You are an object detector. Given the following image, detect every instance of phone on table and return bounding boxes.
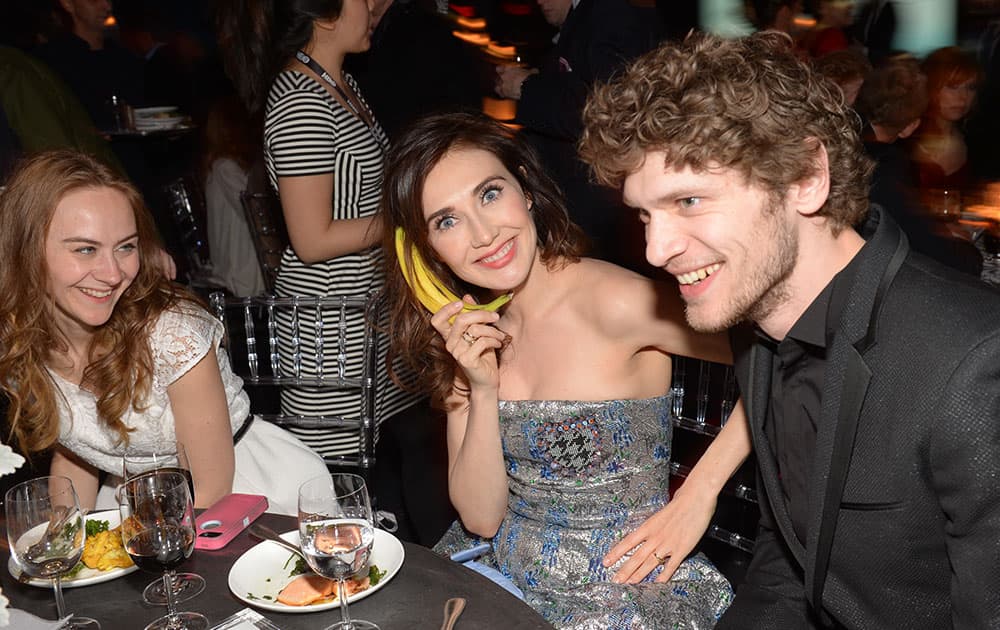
[194,493,268,550]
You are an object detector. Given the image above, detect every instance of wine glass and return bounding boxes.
[118,470,207,630]
[5,476,100,629]
[122,442,205,605]
[298,473,379,630]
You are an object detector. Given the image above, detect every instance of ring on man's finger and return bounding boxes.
[652,550,670,565]
[462,331,477,345]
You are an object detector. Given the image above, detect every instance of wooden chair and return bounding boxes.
[238,159,289,294]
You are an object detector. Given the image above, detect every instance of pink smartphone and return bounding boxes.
[194,493,268,550]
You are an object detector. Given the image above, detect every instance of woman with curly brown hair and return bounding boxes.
[382,112,748,628]
[0,150,325,515]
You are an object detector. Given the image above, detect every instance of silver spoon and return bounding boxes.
[248,523,304,558]
[441,597,466,630]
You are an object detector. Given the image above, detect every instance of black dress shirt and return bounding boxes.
[761,257,859,544]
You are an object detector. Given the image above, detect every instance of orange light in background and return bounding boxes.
[793,16,816,29]
[104,15,116,27]
[456,16,487,30]
[482,96,516,122]
[452,30,490,46]
[486,42,516,59]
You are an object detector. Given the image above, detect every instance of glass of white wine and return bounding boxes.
[298,473,378,630]
[5,476,99,629]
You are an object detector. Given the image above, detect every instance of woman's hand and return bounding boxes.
[603,482,717,584]
[431,299,506,390]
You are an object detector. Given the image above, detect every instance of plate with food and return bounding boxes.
[134,106,179,117]
[228,528,404,613]
[7,509,138,588]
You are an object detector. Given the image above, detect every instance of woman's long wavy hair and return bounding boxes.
[380,112,587,408]
[215,0,345,115]
[0,150,197,455]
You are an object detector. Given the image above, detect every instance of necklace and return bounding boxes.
[295,50,380,139]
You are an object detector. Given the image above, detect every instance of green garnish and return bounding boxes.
[86,519,110,537]
[64,562,86,579]
[368,564,386,586]
[246,593,258,600]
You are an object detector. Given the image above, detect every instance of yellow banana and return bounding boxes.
[394,227,512,315]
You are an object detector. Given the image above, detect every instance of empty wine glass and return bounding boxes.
[119,470,207,630]
[298,473,379,630]
[122,442,205,605]
[6,476,100,629]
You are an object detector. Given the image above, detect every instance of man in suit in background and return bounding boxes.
[494,0,657,262]
[580,32,1000,629]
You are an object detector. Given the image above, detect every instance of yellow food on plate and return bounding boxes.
[81,528,134,571]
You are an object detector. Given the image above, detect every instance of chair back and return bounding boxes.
[209,291,381,472]
[239,158,289,294]
[669,357,757,585]
[160,175,227,293]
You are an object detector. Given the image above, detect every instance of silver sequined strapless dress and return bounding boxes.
[436,395,733,629]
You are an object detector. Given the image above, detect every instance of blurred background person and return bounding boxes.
[798,0,856,59]
[813,47,872,106]
[745,0,802,35]
[851,0,897,63]
[200,93,266,297]
[493,0,659,262]
[33,0,145,131]
[911,46,981,195]
[855,55,982,275]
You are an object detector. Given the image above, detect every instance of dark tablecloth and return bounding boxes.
[1,512,552,629]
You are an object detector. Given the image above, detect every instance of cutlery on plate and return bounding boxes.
[441,597,466,630]
[248,523,304,558]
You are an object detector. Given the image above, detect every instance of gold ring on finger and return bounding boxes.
[652,550,670,565]
[462,331,477,345]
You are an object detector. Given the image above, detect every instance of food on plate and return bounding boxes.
[275,564,386,606]
[80,520,133,571]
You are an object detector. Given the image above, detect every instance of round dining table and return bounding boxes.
[0,512,553,629]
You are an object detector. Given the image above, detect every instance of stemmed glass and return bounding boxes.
[122,442,205,604]
[5,476,100,629]
[298,473,379,630]
[118,469,207,630]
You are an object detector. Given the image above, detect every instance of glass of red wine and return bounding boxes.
[298,473,379,630]
[122,442,204,605]
[119,469,207,630]
[6,476,100,629]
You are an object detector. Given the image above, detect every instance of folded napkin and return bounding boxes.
[4,610,70,629]
[210,608,281,630]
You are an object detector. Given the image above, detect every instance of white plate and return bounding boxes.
[228,528,404,613]
[135,116,185,128]
[134,106,179,117]
[7,509,139,588]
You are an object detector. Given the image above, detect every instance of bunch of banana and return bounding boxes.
[394,227,512,316]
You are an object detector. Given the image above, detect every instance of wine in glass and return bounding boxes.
[298,473,379,630]
[119,469,207,630]
[6,476,100,629]
[122,441,204,604]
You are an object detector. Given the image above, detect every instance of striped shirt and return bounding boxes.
[264,70,420,458]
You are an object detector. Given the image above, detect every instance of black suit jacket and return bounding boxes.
[719,208,1000,629]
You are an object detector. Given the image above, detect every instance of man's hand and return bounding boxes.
[152,247,177,280]
[495,65,539,101]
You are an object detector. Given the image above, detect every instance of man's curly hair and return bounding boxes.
[579,31,874,232]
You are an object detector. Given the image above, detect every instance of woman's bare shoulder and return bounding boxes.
[568,259,671,328]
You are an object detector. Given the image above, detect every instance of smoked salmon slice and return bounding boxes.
[277,573,372,606]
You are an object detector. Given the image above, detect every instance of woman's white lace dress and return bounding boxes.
[55,302,327,515]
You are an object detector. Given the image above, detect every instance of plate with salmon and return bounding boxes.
[227,528,404,613]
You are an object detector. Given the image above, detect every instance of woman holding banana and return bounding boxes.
[381,112,748,628]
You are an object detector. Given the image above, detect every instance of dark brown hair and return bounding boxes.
[380,112,586,407]
[0,150,199,454]
[856,56,928,136]
[580,31,874,232]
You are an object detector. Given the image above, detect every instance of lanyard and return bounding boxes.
[295,50,379,138]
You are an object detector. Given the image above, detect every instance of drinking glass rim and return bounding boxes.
[4,475,75,504]
[118,469,189,498]
[298,472,369,503]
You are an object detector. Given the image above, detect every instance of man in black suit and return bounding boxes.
[495,0,658,261]
[580,32,1000,628]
